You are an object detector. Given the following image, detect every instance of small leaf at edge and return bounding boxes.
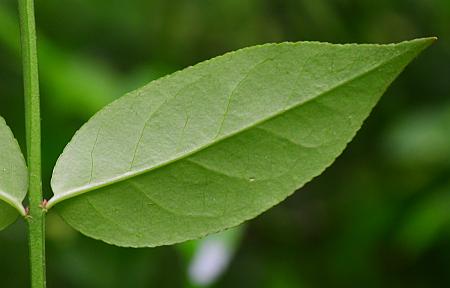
[0,116,28,229]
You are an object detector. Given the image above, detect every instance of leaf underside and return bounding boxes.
[0,116,28,230]
[49,38,433,247]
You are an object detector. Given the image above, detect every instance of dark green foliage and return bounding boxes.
[0,0,447,287]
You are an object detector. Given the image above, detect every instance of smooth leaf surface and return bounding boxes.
[49,38,434,247]
[0,116,27,229]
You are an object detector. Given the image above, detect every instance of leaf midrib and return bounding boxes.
[47,48,407,209]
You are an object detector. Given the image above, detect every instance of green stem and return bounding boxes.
[18,0,46,287]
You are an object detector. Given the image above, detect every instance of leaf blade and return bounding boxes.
[50,38,434,246]
[0,116,28,229]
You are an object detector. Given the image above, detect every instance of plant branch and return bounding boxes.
[18,0,46,287]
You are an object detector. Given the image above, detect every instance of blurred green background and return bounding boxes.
[0,0,449,287]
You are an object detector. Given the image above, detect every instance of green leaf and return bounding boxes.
[48,38,434,247]
[0,116,27,229]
